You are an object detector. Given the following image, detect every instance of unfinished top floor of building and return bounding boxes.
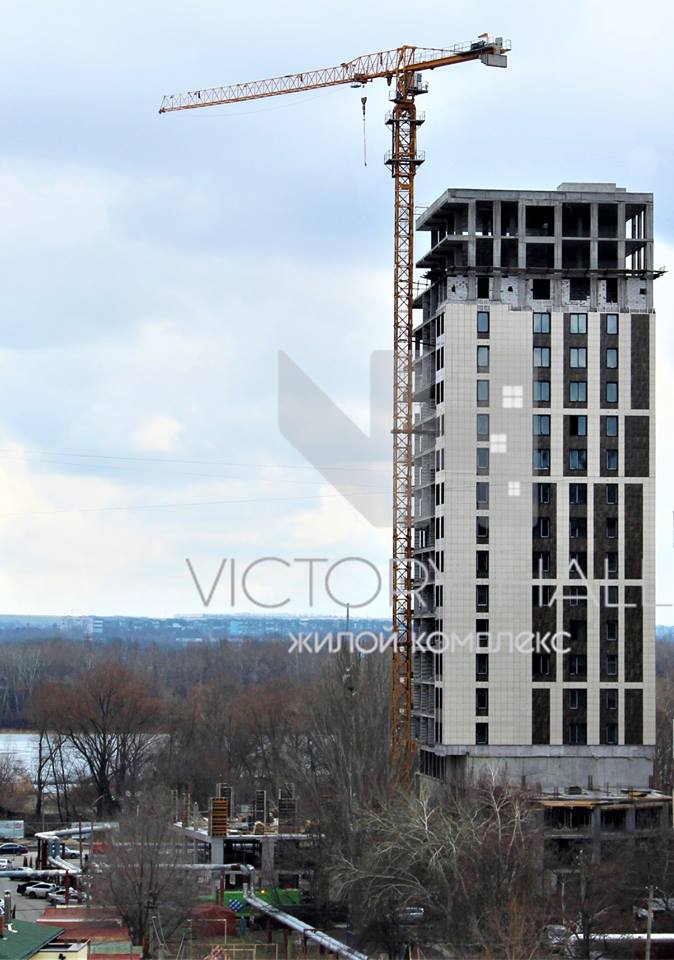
[415,183,657,314]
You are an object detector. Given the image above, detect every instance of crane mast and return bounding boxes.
[160,38,510,780]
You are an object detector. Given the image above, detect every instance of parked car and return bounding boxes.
[47,888,88,905]
[62,847,80,860]
[24,882,59,899]
[0,859,12,869]
[0,843,28,855]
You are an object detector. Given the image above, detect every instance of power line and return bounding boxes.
[0,490,386,519]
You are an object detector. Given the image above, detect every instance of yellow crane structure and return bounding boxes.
[160,37,510,778]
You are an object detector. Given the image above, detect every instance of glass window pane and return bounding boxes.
[477,311,490,333]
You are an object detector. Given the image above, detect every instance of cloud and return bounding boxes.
[131,415,184,453]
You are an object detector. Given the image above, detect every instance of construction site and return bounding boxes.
[3,2,674,957]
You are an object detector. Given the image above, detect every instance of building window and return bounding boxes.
[568,723,587,745]
[606,449,619,471]
[476,654,489,679]
[475,723,489,745]
[477,345,490,370]
[533,652,550,676]
[533,278,551,299]
[606,517,618,539]
[606,347,618,369]
[570,347,587,368]
[477,311,490,335]
[477,380,490,403]
[569,449,587,471]
[436,380,444,404]
[476,551,489,577]
[606,484,618,505]
[537,483,551,504]
[533,551,550,576]
[569,654,587,678]
[533,312,551,334]
[476,688,489,716]
[569,551,586,577]
[476,585,489,610]
[570,517,587,539]
[606,585,619,606]
[606,620,618,642]
[570,313,587,334]
[604,689,618,711]
[568,689,581,711]
[606,381,618,403]
[606,552,618,576]
[533,448,550,471]
[534,380,550,402]
[569,484,587,505]
[606,653,618,677]
[476,517,489,541]
[477,414,490,438]
[477,447,490,474]
[435,313,444,337]
[534,516,551,538]
[606,314,619,335]
[436,346,444,371]
[569,381,587,403]
[570,415,587,437]
[476,482,489,508]
[534,346,551,368]
[606,723,618,745]
[533,415,551,436]
[605,416,618,437]
[435,515,445,539]
[476,618,489,647]
[533,584,555,607]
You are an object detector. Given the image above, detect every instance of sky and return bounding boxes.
[0,0,673,620]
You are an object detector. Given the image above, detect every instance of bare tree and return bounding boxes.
[32,660,161,815]
[332,777,547,958]
[287,648,394,916]
[90,795,200,958]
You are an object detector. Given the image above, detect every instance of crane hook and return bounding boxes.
[361,96,367,167]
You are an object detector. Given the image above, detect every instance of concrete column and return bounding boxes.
[589,276,598,313]
[468,200,477,268]
[493,200,502,268]
[518,200,526,268]
[591,806,602,864]
[590,203,599,270]
[260,837,275,887]
[554,204,563,271]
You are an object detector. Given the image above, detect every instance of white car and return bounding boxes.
[48,888,88,905]
[24,882,60,899]
[0,859,12,869]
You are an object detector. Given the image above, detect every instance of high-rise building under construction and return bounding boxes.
[412,183,656,791]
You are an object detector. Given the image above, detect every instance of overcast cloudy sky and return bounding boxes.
[1,0,673,620]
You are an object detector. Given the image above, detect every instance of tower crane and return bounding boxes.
[160,37,510,779]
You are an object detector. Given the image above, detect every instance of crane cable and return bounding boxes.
[361,96,367,166]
